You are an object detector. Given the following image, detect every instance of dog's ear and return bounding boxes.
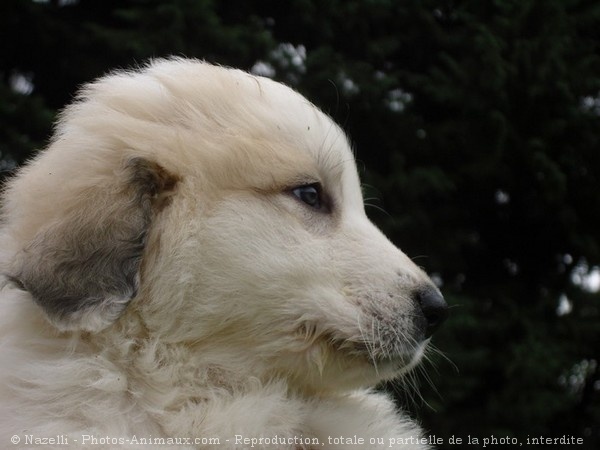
[9,157,178,332]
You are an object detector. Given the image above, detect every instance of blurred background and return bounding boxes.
[1,0,599,448]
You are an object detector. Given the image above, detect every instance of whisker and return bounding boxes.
[364,203,391,217]
[370,318,380,376]
[427,343,459,373]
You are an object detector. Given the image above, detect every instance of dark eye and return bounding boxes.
[292,184,322,209]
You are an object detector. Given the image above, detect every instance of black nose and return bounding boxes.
[416,287,448,338]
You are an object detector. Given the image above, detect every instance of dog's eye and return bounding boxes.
[291,184,322,209]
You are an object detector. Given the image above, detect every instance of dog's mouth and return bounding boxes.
[339,337,427,372]
[300,321,428,375]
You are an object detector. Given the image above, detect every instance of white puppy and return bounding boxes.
[0,59,447,449]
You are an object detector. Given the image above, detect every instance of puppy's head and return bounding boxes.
[1,59,447,391]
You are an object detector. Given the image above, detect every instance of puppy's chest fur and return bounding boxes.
[0,313,426,449]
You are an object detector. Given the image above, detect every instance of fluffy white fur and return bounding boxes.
[0,59,441,449]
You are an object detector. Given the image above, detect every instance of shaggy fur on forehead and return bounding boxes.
[0,58,441,449]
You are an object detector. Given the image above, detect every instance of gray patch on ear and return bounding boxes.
[9,157,178,332]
